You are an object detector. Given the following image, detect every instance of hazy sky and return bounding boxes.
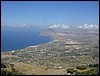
[1,1,99,26]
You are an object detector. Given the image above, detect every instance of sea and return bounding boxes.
[1,26,52,52]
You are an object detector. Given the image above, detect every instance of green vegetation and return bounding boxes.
[1,62,7,68]
[1,62,25,75]
[1,69,14,75]
[67,68,77,74]
[1,69,25,75]
[75,68,98,75]
[89,64,99,68]
[76,65,87,70]
[66,64,99,75]
[10,64,14,67]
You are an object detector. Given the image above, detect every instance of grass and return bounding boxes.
[9,62,67,75]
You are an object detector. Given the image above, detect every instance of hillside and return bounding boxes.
[1,26,99,75]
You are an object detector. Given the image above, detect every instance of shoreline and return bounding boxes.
[1,35,54,53]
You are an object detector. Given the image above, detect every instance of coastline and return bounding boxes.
[1,32,53,52]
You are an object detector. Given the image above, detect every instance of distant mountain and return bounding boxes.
[40,24,69,36]
[39,28,56,36]
[40,24,99,36]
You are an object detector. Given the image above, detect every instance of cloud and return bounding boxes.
[49,24,60,28]
[76,24,99,29]
[61,24,70,29]
[1,24,30,28]
[48,24,70,29]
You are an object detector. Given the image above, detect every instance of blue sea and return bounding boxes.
[1,26,52,52]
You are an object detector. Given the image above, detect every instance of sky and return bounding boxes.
[1,1,99,26]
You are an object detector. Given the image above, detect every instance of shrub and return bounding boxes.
[67,68,76,74]
[89,64,99,68]
[1,63,6,68]
[1,69,14,75]
[75,68,98,75]
[89,64,93,68]
[93,64,99,67]
[87,69,98,75]
[10,64,14,67]
[1,68,25,75]
[76,65,87,70]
